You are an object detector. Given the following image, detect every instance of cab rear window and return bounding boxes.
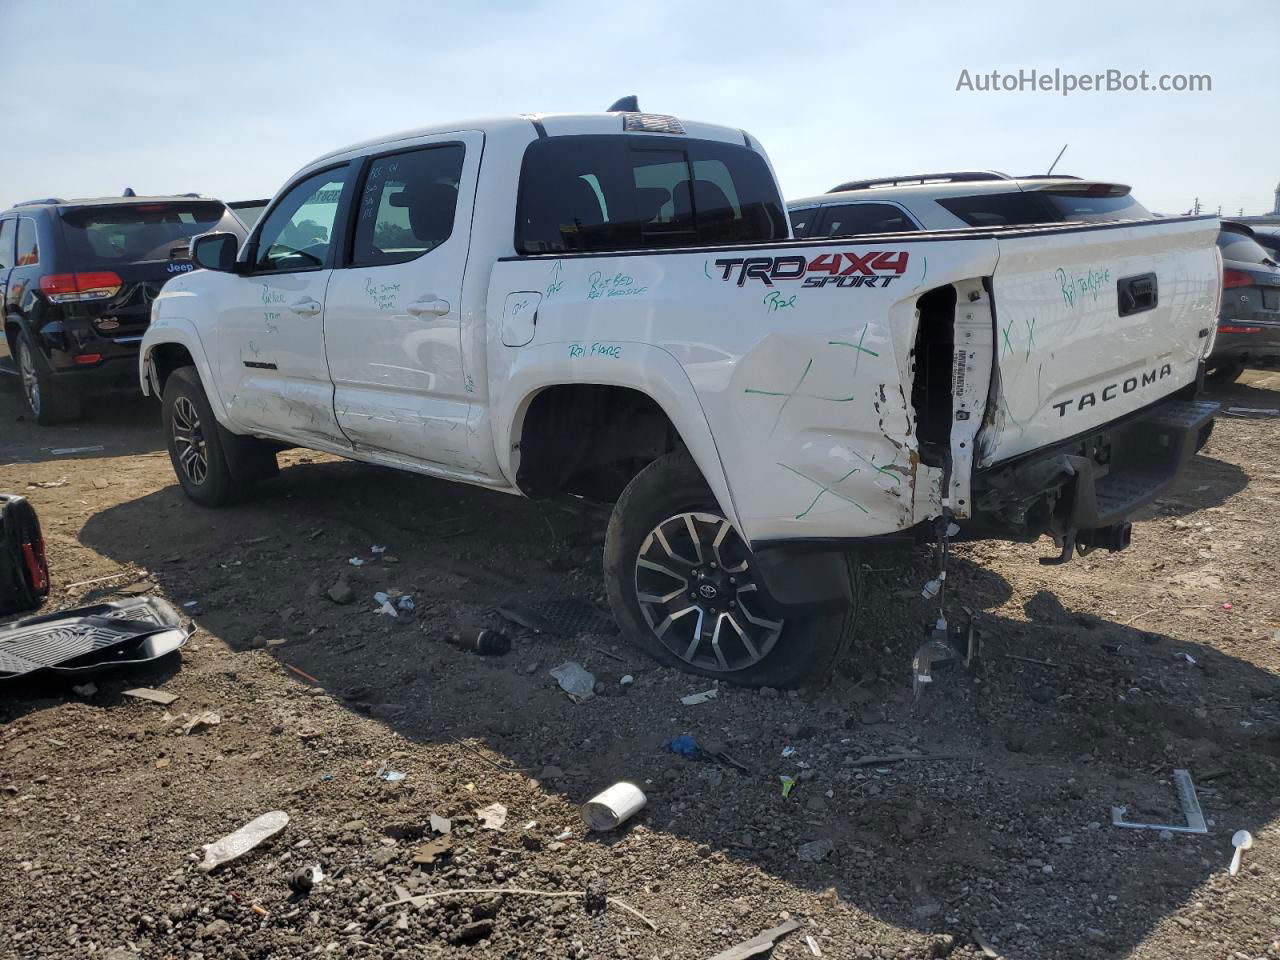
[60,202,230,267]
[515,135,787,254]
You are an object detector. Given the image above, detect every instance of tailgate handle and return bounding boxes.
[1117,273,1158,317]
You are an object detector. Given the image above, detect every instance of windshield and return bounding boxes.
[60,202,232,267]
[1217,231,1278,266]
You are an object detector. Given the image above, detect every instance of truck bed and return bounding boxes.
[488,215,1220,546]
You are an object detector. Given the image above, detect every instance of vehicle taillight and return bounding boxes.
[39,271,123,303]
[1219,324,1263,334]
[1222,268,1253,289]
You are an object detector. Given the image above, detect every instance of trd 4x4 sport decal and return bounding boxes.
[713,252,910,288]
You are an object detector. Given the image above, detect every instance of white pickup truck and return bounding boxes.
[140,109,1221,687]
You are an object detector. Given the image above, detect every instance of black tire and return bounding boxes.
[604,450,858,688]
[162,366,261,507]
[15,328,82,425]
[1207,362,1244,384]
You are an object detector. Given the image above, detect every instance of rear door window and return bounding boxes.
[60,202,232,268]
[938,189,1151,226]
[814,203,918,237]
[16,219,39,265]
[516,135,787,253]
[351,144,465,267]
[0,220,15,269]
[789,207,818,238]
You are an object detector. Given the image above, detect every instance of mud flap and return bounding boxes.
[750,546,853,617]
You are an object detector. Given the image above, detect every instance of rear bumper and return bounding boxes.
[47,347,142,394]
[1210,321,1280,367]
[968,394,1218,540]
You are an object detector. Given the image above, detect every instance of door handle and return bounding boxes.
[406,295,451,318]
[290,297,322,317]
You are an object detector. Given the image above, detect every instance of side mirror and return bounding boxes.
[190,232,240,272]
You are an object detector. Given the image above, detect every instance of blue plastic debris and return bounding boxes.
[666,734,698,757]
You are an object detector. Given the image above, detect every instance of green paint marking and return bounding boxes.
[777,463,869,518]
[847,448,902,485]
[1023,316,1036,361]
[1001,319,1016,357]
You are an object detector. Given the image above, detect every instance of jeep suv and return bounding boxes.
[0,195,247,423]
[788,171,1153,238]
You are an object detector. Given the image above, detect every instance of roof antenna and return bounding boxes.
[1046,143,1068,177]
[122,187,136,197]
[607,95,639,112]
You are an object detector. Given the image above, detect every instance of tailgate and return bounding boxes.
[979,217,1220,466]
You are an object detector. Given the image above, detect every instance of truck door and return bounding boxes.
[322,133,481,471]
[209,165,352,445]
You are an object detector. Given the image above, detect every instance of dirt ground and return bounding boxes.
[1,371,1278,960]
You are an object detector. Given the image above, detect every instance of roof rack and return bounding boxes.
[13,198,66,207]
[827,171,1011,193]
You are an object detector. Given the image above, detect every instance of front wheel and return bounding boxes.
[604,451,858,688]
[162,367,248,507]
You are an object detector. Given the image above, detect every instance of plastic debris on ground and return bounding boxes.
[581,782,647,831]
[806,934,823,956]
[666,734,698,757]
[182,711,221,735]
[429,813,452,835]
[781,745,797,758]
[199,810,290,872]
[371,545,387,554]
[348,557,365,566]
[498,602,556,634]
[796,838,834,862]
[1230,829,1254,876]
[620,674,634,686]
[780,775,797,798]
[412,835,453,864]
[680,687,718,706]
[1111,768,1208,834]
[549,661,595,702]
[377,767,407,782]
[477,802,508,830]
[0,597,192,681]
[706,918,802,960]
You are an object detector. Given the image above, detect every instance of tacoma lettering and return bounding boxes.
[1051,363,1174,417]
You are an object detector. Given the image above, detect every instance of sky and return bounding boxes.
[0,0,1273,217]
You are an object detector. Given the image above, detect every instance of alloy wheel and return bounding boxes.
[171,395,209,485]
[17,340,40,417]
[634,511,784,672]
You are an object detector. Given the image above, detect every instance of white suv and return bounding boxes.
[788,171,1152,238]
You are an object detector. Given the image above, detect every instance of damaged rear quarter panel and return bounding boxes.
[689,238,1001,543]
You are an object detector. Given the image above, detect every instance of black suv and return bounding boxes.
[0,195,247,424]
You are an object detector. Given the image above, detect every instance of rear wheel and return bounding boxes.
[16,331,82,425]
[604,451,858,687]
